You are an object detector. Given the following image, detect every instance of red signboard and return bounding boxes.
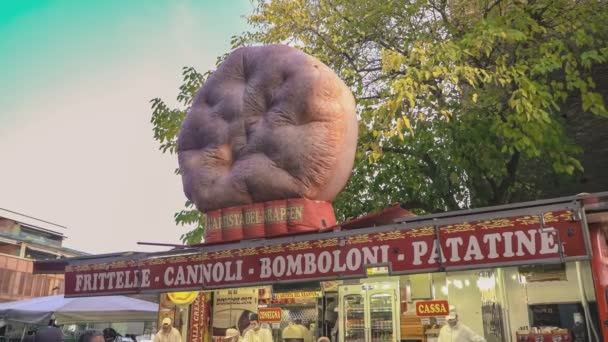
[258,308,282,322]
[64,210,587,297]
[188,292,209,342]
[416,300,449,317]
[204,199,337,243]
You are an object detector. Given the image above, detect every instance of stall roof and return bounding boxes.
[0,294,158,324]
[33,191,608,275]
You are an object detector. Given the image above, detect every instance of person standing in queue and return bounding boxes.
[243,314,273,342]
[34,325,63,342]
[79,330,105,342]
[103,327,121,342]
[438,306,486,342]
[153,317,182,342]
[282,321,304,342]
[225,328,243,342]
[294,320,312,342]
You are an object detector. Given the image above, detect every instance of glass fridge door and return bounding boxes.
[367,290,397,342]
[343,294,366,342]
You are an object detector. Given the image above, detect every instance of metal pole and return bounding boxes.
[19,325,26,342]
[575,261,600,342]
[496,268,512,342]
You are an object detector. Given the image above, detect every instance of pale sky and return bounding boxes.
[0,0,252,254]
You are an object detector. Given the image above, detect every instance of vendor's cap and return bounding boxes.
[446,305,457,320]
[162,317,172,326]
[225,328,240,338]
[250,313,259,321]
[283,325,304,339]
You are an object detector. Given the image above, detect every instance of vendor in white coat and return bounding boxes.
[243,314,274,342]
[438,306,486,342]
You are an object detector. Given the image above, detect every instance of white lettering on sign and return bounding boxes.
[463,236,484,261]
[273,256,286,276]
[483,233,502,259]
[332,251,346,272]
[69,226,565,295]
[164,261,244,286]
[287,255,303,275]
[515,230,536,256]
[304,253,316,274]
[411,228,560,266]
[74,269,150,292]
[318,251,332,273]
[445,237,463,262]
[412,241,428,266]
[540,228,559,254]
[259,245,390,279]
[503,232,515,257]
[428,240,447,265]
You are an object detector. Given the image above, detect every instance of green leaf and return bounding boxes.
[151,0,605,236]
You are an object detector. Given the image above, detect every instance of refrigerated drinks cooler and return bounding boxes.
[338,282,400,342]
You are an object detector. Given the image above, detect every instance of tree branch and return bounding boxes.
[358,66,383,73]
[429,0,456,34]
[484,172,499,198]
[422,153,461,210]
[359,95,385,100]
[301,27,364,84]
[492,150,521,204]
[381,146,409,154]
[484,0,504,17]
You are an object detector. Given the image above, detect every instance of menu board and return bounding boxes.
[212,288,259,336]
[529,304,561,326]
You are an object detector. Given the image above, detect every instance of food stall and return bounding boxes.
[267,286,322,340]
[339,280,400,342]
[30,45,608,342]
[33,192,608,342]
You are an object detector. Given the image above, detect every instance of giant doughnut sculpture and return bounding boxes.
[177,44,358,243]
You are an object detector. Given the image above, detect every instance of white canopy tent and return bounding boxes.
[0,294,159,325]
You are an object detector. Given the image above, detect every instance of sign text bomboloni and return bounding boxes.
[64,211,587,296]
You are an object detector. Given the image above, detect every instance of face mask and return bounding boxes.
[448,319,457,327]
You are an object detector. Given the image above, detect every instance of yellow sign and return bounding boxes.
[274,291,321,299]
[367,267,389,275]
[167,291,199,305]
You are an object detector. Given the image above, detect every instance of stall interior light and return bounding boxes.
[464,279,470,287]
[441,286,448,295]
[476,275,496,290]
[453,280,463,289]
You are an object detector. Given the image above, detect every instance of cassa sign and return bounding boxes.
[416,300,449,317]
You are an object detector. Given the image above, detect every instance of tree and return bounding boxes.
[151,67,209,244]
[151,0,608,244]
